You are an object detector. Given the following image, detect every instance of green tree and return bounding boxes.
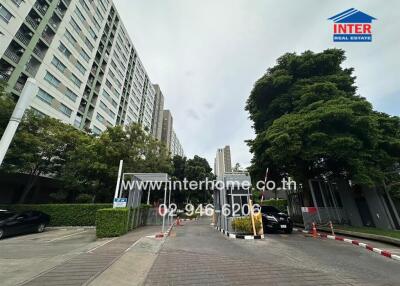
[61,123,173,202]
[0,81,15,135]
[1,111,91,203]
[246,49,400,201]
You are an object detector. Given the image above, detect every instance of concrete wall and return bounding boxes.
[336,181,364,227]
[363,187,394,229]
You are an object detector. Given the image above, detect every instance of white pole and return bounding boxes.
[168,187,172,227]
[147,189,151,205]
[0,78,38,166]
[114,160,123,201]
[162,186,167,233]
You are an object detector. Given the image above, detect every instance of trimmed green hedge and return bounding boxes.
[232,216,262,234]
[96,205,151,238]
[96,208,130,238]
[1,204,111,226]
[261,199,288,211]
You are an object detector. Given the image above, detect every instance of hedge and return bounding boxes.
[96,205,151,238]
[0,204,111,226]
[231,216,262,234]
[96,208,130,238]
[261,199,288,211]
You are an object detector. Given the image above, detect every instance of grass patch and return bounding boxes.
[333,225,400,240]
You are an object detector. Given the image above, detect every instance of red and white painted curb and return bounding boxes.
[294,228,400,262]
[147,223,175,239]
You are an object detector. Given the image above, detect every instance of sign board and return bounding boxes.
[301,207,317,214]
[113,198,127,208]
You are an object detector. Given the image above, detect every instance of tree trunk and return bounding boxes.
[18,174,39,203]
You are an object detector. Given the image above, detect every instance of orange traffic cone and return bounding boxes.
[312,222,318,238]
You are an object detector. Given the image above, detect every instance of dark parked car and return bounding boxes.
[261,206,293,234]
[0,210,50,239]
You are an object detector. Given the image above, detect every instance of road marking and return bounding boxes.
[47,230,88,242]
[87,237,118,253]
[125,237,144,252]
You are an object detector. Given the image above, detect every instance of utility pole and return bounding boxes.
[0,78,38,166]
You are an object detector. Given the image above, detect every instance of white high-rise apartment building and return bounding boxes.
[214,145,232,178]
[0,0,155,135]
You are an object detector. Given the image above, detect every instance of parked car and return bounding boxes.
[0,210,50,239]
[261,206,293,234]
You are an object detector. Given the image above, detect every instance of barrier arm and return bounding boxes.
[249,199,257,236]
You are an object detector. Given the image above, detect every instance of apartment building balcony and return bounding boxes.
[25,10,41,31]
[55,1,67,18]
[4,41,25,64]
[14,74,28,93]
[15,31,32,47]
[41,26,55,45]
[33,1,48,16]
[49,14,61,31]
[0,60,14,82]
[33,40,48,60]
[61,0,71,7]
[25,57,40,77]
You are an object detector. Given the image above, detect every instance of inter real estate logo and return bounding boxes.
[328,8,377,42]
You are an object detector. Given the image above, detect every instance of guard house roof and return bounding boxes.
[328,8,377,23]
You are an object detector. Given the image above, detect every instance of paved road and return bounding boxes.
[145,218,400,286]
[0,226,161,286]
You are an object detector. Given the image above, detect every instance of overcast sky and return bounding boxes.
[113,0,400,169]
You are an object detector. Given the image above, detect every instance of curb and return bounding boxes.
[154,223,175,238]
[180,218,199,221]
[293,228,400,262]
[215,226,264,240]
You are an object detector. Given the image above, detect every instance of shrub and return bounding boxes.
[75,194,94,203]
[96,208,130,238]
[261,199,288,212]
[1,204,111,226]
[231,216,262,234]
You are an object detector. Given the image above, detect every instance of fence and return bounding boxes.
[301,206,348,229]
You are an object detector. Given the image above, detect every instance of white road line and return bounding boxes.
[87,237,118,253]
[392,255,400,261]
[47,230,88,242]
[125,237,144,252]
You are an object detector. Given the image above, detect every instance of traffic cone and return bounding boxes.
[176,218,181,226]
[312,222,318,238]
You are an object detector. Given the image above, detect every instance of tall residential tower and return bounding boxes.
[0,0,154,134]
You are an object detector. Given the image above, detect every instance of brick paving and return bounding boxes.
[144,219,395,286]
[21,226,160,286]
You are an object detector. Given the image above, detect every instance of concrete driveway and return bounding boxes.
[0,227,107,286]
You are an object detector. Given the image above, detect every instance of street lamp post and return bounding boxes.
[0,78,38,166]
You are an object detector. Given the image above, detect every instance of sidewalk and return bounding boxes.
[21,226,160,286]
[88,234,164,286]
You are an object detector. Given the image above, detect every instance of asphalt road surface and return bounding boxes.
[145,218,400,286]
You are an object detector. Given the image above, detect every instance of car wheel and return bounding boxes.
[0,228,4,239]
[37,223,46,233]
[285,227,293,234]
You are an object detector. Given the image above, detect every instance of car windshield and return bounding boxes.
[261,206,280,213]
[0,211,15,220]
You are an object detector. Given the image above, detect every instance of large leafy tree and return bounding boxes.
[246,49,400,198]
[60,123,173,202]
[169,155,214,205]
[2,111,91,203]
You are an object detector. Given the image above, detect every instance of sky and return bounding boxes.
[113,0,400,169]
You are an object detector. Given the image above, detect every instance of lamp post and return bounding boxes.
[0,78,38,166]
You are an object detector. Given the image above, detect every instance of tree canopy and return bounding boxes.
[246,49,400,189]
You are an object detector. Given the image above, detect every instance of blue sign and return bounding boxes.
[328,8,377,42]
[113,198,127,208]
